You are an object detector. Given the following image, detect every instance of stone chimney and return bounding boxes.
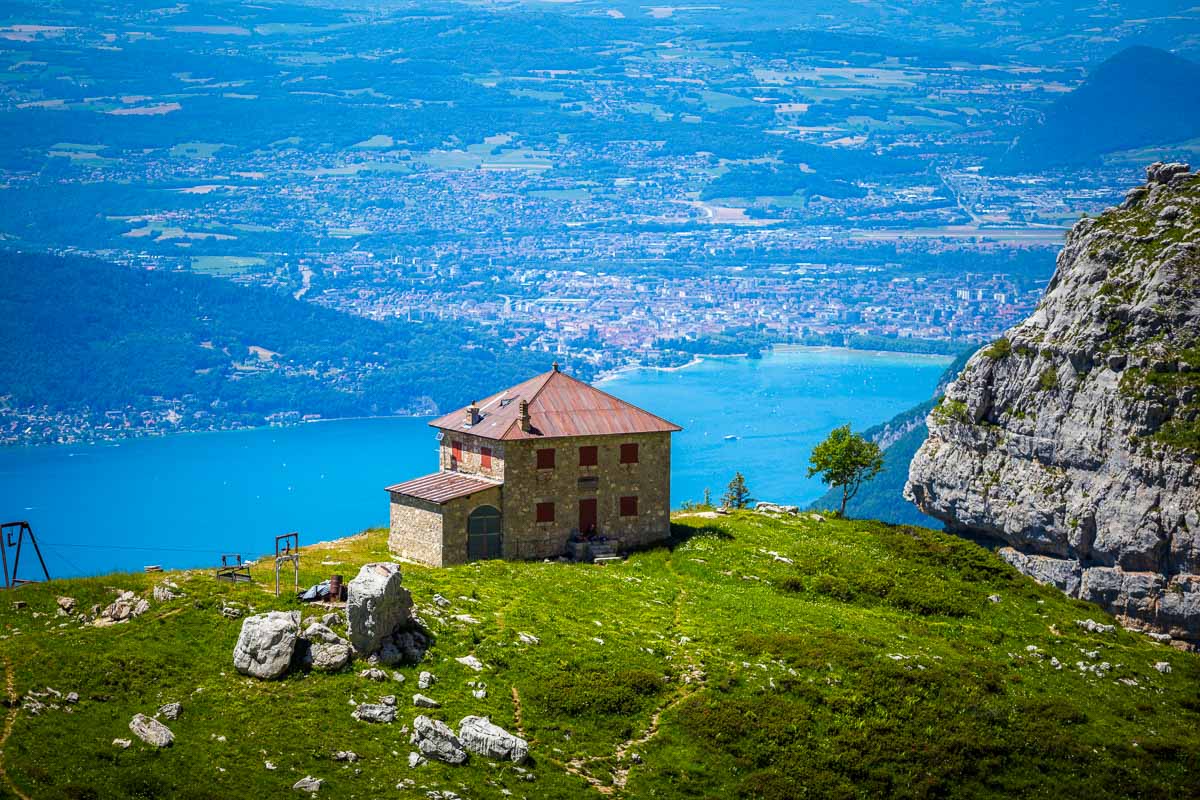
[465,401,481,426]
[518,399,532,432]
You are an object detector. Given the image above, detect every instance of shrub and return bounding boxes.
[1038,366,1060,391]
[528,668,666,718]
[983,338,1012,360]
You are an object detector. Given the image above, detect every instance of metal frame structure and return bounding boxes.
[274,532,300,597]
[216,553,251,583]
[0,521,50,589]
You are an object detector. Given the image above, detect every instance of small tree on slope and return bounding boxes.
[807,424,884,517]
[722,471,753,509]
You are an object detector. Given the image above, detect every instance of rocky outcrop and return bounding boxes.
[347,562,413,655]
[906,163,1200,642]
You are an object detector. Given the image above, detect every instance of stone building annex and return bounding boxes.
[385,365,681,566]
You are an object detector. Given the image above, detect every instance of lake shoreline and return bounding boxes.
[4,345,953,453]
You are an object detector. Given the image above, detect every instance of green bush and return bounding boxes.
[983,338,1012,360]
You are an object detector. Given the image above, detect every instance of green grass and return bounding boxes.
[1,515,1197,799]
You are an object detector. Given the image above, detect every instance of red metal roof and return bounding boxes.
[430,367,682,441]
[385,472,500,504]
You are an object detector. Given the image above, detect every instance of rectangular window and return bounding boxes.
[537,448,556,469]
[480,447,492,469]
[620,443,639,464]
[579,445,598,467]
[620,496,638,517]
[452,440,463,463]
[536,502,555,523]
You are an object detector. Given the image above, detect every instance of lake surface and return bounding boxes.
[0,348,949,577]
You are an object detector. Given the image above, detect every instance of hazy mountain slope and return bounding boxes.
[997,46,1200,171]
[810,348,975,524]
[2,514,1197,799]
[0,250,552,433]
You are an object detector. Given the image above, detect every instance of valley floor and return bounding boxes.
[0,513,1196,799]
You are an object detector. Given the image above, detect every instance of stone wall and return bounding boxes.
[388,486,504,567]
[441,485,503,566]
[501,431,672,560]
[388,494,444,566]
[440,431,506,482]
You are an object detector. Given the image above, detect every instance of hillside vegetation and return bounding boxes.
[997,46,1200,170]
[0,250,551,435]
[0,514,1197,799]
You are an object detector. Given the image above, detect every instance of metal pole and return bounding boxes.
[10,524,23,586]
[0,524,11,589]
[26,525,50,582]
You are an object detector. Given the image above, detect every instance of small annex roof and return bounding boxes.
[430,365,682,441]
[385,471,500,504]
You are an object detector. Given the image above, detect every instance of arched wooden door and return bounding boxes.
[467,505,502,561]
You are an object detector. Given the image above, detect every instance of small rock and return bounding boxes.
[153,584,177,603]
[311,642,353,672]
[65,692,79,704]
[321,612,342,627]
[987,594,1001,603]
[56,596,76,614]
[413,693,440,708]
[292,776,323,793]
[304,622,347,645]
[352,703,396,724]
[381,695,397,706]
[452,614,480,625]
[359,667,388,681]
[333,750,359,762]
[1076,618,1115,634]
[473,688,488,699]
[1154,661,1172,674]
[113,738,132,749]
[265,761,277,770]
[456,655,485,672]
[517,632,539,645]
[432,594,451,608]
[418,671,437,689]
[1148,632,1172,643]
[410,715,467,764]
[408,751,426,768]
[458,716,529,763]
[129,713,174,747]
[158,702,181,721]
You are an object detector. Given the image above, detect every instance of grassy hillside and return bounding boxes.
[1,514,1197,799]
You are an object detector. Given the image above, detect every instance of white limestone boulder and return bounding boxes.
[233,610,300,680]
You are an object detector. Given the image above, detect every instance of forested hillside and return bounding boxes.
[0,250,554,441]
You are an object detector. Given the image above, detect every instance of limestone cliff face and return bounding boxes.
[905,163,1200,642]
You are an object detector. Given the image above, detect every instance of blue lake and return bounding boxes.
[0,347,949,577]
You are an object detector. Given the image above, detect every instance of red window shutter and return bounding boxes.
[536,502,555,523]
[579,445,598,467]
[620,443,639,464]
[481,447,492,469]
[537,448,556,469]
[620,496,638,517]
[452,440,462,462]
